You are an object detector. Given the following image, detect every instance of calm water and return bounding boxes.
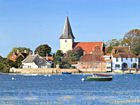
[0,74,140,105]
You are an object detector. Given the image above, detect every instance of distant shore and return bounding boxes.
[0,72,140,75]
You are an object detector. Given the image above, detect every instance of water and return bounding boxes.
[0,74,140,105]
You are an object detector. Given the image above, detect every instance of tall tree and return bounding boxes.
[123,29,140,48]
[34,44,51,56]
[7,47,31,59]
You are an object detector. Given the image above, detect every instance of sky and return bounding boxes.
[0,0,140,57]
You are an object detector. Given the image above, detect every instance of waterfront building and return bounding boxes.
[10,49,29,61]
[78,45,109,72]
[22,54,52,68]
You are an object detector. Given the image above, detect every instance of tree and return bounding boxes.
[0,56,4,63]
[7,47,31,59]
[131,43,140,56]
[106,39,120,47]
[123,29,140,48]
[15,55,24,67]
[34,44,51,56]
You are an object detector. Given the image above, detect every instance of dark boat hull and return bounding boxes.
[86,75,113,81]
[62,72,72,74]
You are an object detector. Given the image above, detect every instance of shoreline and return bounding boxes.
[1,72,140,75]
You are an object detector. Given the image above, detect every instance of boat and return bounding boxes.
[84,49,113,81]
[85,74,113,81]
[62,72,72,74]
[125,72,133,74]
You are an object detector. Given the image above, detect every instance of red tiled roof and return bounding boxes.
[73,42,103,54]
[42,57,53,61]
[113,46,130,52]
[79,53,105,62]
[119,52,137,58]
[113,54,120,57]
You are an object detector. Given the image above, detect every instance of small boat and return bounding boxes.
[85,74,113,81]
[62,72,72,74]
[125,72,133,74]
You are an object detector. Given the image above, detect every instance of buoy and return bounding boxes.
[81,78,85,81]
[48,75,51,77]
[44,75,47,77]
[12,77,14,80]
[125,76,127,78]
[60,79,62,80]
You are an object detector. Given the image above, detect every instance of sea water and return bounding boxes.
[0,74,140,105]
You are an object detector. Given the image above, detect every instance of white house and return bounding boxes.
[103,54,112,72]
[112,52,138,70]
[22,54,52,68]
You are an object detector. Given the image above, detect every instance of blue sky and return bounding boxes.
[0,0,140,57]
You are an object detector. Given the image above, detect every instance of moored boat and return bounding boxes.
[85,74,113,81]
[62,72,72,74]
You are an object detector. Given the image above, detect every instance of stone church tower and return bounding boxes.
[60,16,75,53]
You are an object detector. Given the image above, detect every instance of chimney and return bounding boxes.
[95,45,100,50]
[29,51,33,55]
[17,49,19,54]
[24,50,27,53]
[46,53,48,60]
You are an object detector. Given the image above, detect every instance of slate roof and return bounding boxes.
[59,16,75,39]
[73,42,104,54]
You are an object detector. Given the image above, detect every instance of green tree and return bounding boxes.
[15,55,24,67]
[34,44,51,56]
[131,43,140,56]
[7,47,31,59]
[106,39,120,47]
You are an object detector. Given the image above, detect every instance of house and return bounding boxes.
[78,45,108,72]
[112,52,138,70]
[10,49,29,61]
[22,54,52,68]
[60,16,105,54]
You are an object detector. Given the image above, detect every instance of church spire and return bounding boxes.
[60,16,75,39]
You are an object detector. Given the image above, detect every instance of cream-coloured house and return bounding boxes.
[22,54,52,68]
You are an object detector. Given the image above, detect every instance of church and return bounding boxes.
[59,16,139,72]
[59,16,105,54]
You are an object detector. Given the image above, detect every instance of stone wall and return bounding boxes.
[10,68,79,74]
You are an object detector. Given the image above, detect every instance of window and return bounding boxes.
[115,64,120,68]
[65,40,67,42]
[81,62,83,65]
[107,61,111,64]
[12,55,14,58]
[90,61,93,64]
[96,62,99,64]
[131,58,132,62]
[90,66,92,69]
[135,58,137,62]
[126,58,127,60]
[94,66,97,69]
[107,67,111,69]
[83,66,85,69]
[116,58,118,62]
[121,58,123,62]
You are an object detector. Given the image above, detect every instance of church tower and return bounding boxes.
[60,16,75,53]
